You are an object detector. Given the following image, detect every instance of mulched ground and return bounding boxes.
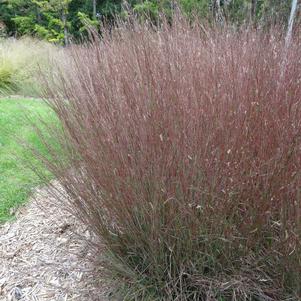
[0,183,110,301]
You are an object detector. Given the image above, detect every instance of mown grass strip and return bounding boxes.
[0,98,55,222]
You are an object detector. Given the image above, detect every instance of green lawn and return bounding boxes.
[0,98,55,222]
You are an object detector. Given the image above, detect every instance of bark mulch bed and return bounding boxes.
[0,184,110,301]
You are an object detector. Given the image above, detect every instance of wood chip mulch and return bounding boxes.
[0,184,110,301]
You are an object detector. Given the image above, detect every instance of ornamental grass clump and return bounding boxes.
[40,18,301,300]
[0,37,58,96]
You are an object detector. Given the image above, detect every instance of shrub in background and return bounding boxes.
[40,18,301,300]
[0,37,58,96]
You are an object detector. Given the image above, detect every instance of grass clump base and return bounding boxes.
[39,18,301,301]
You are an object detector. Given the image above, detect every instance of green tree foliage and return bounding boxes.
[77,11,99,33]
[33,0,72,43]
[0,0,299,43]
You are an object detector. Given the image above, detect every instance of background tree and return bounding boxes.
[93,0,97,19]
[286,0,298,46]
[32,0,72,44]
[0,0,299,42]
